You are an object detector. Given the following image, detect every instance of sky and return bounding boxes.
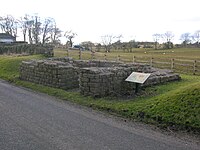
[1,0,200,44]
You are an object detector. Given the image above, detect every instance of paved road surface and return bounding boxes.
[0,80,199,150]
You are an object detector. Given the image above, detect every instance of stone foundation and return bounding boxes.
[79,66,180,97]
[20,60,79,90]
[20,57,181,97]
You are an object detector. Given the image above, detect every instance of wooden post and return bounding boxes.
[133,55,135,63]
[66,49,69,57]
[118,55,121,62]
[150,57,153,67]
[104,53,107,61]
[135,83,140,94]
[171,58,174,70]
[193,60,197,75]
[79,49,82,60]
[91,51,95,60]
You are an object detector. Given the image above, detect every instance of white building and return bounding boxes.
[0,33,16,43]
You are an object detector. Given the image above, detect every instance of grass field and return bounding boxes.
[0,55,45,81]
[0,48,200,133]
[54,48,200,60]
[54,48,200,75]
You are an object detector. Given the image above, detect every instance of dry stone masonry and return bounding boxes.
[79,65,180,97]
[0,44,54,57]
[20,57,181,97]
[20,60,79,90]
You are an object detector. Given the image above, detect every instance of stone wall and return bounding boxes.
[20,60,79,90]
[79,67,134,97]
[20,58,123,90]
[143,68,180,86]
[0,44,54,57]
[19,57,181,97]
[48,57,123,68]
[79,65,180,97]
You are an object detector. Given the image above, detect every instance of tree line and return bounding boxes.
[80,30,200,53]
[153,31,200,49]
[1,14,200,50]
[0,14,76,46]
[99,30,200,52]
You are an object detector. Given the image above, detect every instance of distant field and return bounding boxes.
[54,48,200,60]
[54,48,200,75]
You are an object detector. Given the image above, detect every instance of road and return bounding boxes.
[0,80,199,150]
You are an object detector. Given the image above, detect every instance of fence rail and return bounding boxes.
[65,50,200,75]
[134,56,199,75]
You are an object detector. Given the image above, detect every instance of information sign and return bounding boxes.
[125,72,151,84]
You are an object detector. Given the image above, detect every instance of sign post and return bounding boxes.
[125,72,151,94]
[135,83,140,94]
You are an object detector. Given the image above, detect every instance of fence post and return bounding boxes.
[133,55,135,63]
[91,51,95,60]
[104,53,107,61]
[193,60,197,75]
[118,55,121,62]
[79,49,82,60]
[150,57,153,67]
[93,51,95,60]
[66,49,69,57]
[171,58,174,69]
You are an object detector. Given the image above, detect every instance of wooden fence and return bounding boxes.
[66,50,200,75]
[132,56,200,75]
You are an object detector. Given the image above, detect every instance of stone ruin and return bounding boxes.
[0,44,54,57]
[19,57,181,97]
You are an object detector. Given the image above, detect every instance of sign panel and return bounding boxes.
[125,72,151,84]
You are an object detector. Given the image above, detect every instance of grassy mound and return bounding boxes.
[139,83,200,131]
[18,76,200,132]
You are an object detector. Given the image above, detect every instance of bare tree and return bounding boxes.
[64,31,77,47]
[112,34,123,50]
[81,41,94,51]
[41,18,53,44]
[127,41,133,52]
[162,31,174,49]
[101,35,113,52]
[0,15,18,37]
[192,30,200,47]
[180,33,191,47]
[113,34,123,42]
[32,15,42,44]
[128,40,138,52]
[27,19,34,44]
[152,33,161,50]
[0,16,3,32]
[120,41,135,52]
[19,15,34,44]
[19,14,30,42]
[13,20,18,38]
[95,43,102,52]
[49,20,62,45]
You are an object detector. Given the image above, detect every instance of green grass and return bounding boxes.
[143,82,200,130]
[0,55,45,81]
[54,48,200,75]
[15,74,200,132]
[0,53,200,133]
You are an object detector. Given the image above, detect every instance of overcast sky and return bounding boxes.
[1,0,200,44]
